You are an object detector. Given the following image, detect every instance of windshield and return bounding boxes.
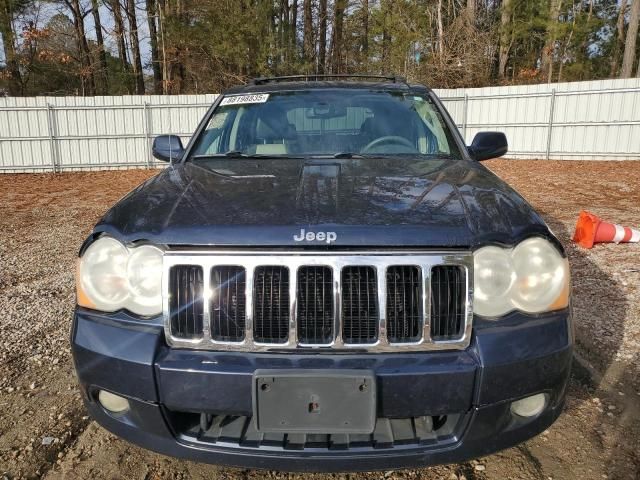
[189,89,461,159]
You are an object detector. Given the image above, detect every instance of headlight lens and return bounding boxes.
[473,237,569,317]
[78,237,129,311]
[77,237,163,316]
[125,245,164,315]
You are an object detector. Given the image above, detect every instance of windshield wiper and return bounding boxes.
[192,151,260,159]
[192,151,306,160]
[332,152,368,159]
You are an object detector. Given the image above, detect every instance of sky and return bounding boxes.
[0,0,153,72]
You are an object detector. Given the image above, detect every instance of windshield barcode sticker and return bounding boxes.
[220,94,270,106]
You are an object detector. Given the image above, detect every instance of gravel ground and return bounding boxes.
[0,160,639,479]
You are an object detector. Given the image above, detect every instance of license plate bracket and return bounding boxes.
[252,369,376,434]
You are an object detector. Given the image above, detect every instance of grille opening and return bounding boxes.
[341,266,378,344]
[254,266,290,343]
[210,266,246,342]
[386,266,422,343]
[430,265,465,341]
[169,265,204,339]
[297,266,334,344]
[164,410,464,451]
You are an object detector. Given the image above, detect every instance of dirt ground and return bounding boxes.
[0,160,639,480]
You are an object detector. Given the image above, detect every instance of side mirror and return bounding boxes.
[468,132,508,161]
[152,135,185,162]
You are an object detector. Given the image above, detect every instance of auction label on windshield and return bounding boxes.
[220,94,270,106]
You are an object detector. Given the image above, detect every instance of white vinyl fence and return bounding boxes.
[1,78,639,172]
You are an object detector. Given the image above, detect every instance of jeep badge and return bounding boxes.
[293,228,337,244]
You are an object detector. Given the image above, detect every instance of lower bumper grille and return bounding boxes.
[164,252,472,352]
[169,412,464,452]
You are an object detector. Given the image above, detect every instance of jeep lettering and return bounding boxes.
[294,228,337,244]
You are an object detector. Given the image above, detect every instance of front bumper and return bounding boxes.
[71,309,572,472]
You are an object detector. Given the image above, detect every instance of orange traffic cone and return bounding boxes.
[573,210,640,249]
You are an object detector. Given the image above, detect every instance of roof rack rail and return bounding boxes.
[251,74,407,85]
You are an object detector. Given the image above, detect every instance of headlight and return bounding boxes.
[473,237,569,317]
[77,237,163,316]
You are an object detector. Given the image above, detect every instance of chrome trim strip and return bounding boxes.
[376,265,388,347]
[202,265,212,342]
[421,265,432,343]
[163,251,473,353]
[244,266,254,345]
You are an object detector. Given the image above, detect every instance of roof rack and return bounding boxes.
[251,74,408,85]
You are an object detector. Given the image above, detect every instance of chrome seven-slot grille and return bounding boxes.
[163,251,473,352]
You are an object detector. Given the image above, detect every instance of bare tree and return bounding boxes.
[498,0,512,78]
[610,0,627,77]
[330,0,347,72]
[621,0,640,78]
[302,0,314,63]
[125,0,144,93]
[106,0,130,80]
[90,0,109,93]
[0,0,23,95]
[540,0,563,83]
[437,0,444,58]
[290,0,298,54]
[64,0,96,95]
[466,0,475,26]
[362,0,369,58]
[318,0,327,73]
[146,0,162,93]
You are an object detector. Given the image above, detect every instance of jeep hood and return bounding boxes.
[95,158,550,248]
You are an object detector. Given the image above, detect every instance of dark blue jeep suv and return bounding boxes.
[72,75,572,472]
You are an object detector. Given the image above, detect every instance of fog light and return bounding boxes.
[511,393,546,418]
[98,390,130,414]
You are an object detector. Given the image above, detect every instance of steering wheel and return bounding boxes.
[361,135,418,154]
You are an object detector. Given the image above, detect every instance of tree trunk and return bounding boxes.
[621,0,640,78]
[279,0,289,63]
[0,1,22,95]
[498,0,512,78]
[318,0,327,73]
[303,0,314,63]
[382,0,390,66]
[90,0,109,94]
[110,0,130,78]
[437,0,444,58]
[125,0,145,93]
[67,0,96,95]
[146,0,162,93]
[540,0,563,83]
[330,0,347,73]
[362,0,369,59]
[290,0,298,54]
[610,0,627,77]
[466,0,475,25]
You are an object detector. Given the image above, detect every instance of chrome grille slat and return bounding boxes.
[210,266,246,341]
[386,266,422,343]
[163,251,473,352]
[341,266,379,344]
[297,267,334,345]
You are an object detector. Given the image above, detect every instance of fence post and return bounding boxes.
[46,103,58,173]
[143,102,152,168]
[462,93,469,141]
[546,89,556,160]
